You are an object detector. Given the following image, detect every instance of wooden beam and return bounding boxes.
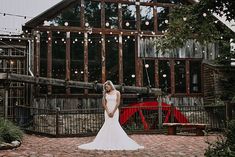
[0,73,161,95]
[36,26,163,36]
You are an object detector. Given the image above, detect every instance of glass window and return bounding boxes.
[139,37,157,57]
[70,33,84,93]
[190,61,201,93]
[175,60,186,93]
[140,6,154,31]
[157,7,169,32]
[106,35,119,84]
[52,32,66,94]
[39,32,48,94]
[143,60,155,87]
[45,2,81,27]
[88,34,102,83]
[159,60,171,93]
[123,36,136,86]
[40,32,48,77]
[84,0,101,28]
[122,4,136,30]
[105,3,118,29]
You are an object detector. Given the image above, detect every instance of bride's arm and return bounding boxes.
[111,91,121,115]
[102,96,110,114]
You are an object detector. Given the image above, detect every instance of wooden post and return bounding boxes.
[84,32,89,94]
[4,86,9,119]
[155,59,159,88]
[66,32,71,95]
[35,32,41,96]
[101,34,106,83]
[158,96,163,128]
[170,60,175,94]
[47,31,52,95]
[186,60,190,95]
[118,34,123,84]
[170,104,174,123]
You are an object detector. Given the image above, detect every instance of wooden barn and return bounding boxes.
[0,0,234,135]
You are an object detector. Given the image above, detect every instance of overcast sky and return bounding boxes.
[0,0,61,35]
[0,0,234,35]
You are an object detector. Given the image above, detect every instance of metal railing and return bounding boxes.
[14,104,226,137]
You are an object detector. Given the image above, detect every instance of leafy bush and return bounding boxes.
[0,118,23,143]
[205,120,235,157]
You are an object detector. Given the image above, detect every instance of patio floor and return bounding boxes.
[0,133,219,157]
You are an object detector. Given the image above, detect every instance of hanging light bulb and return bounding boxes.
[131,74,135,78]
[64,22,69,26]
[183,17,187,21]
[85,22,89,27]
[145,21,149,25]
[125,22,130,27]
[105,22,110,27]
[145,64,149,68]
[203,13,207,17]
[164,19,168,24]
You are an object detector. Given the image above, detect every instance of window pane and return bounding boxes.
[106,35,119,84]
[40,32,48,94]
[105,3,118,29]
[123,36,135,86]
[52,32,66,94]
[140,6,154,31]
[85,1,101,28]
[70,33,84,93]
[88,34,102,83]
[190,61,202,93]
[143,60,155,87]
[122,4,136,30]
[175,60,186,93]
[46,2,80,27]
[157,7,169,32]
[159,60,171,93]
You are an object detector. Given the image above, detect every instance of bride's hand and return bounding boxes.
[108,112,114,118]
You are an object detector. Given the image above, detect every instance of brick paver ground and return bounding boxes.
[0,133,219,157]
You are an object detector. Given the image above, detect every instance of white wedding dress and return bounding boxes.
[78,91,144,150]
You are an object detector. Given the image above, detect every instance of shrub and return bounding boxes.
[205,120,235,157]
[0,118,23,143]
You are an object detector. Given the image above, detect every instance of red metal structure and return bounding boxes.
[120,101,188,130]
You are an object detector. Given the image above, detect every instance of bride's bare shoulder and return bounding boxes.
[116,90,120,95]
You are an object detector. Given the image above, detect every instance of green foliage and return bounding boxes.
[155,0,235,64]
[205,120,235,157]
[0,118,23,143]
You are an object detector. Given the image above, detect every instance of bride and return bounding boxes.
[78,80,144,150]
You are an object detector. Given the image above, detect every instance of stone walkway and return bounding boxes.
[0,134,219,157]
